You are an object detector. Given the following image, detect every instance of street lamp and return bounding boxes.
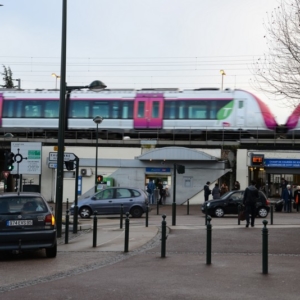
[93,116,103,193]
[51,73,60,89]
[55,0,107,238]
[220,69,226,90]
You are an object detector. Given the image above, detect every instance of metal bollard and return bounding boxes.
[187,199,190,215]
[145,205,149,227]
[206,215,212,265]
[205,204,208,225]
[238,205,241,225]
[73,205,78,234]
[93,211,98,248]
[161,214,167,258]
[124,212,130,253]
[66,198,69,210]
[262,220,269,274]
[65,209,69,244]
[120,204,124,229]
[270,205,273,225]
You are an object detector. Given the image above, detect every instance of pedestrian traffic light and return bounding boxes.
[4,152,15,171]
[96,175,103,183]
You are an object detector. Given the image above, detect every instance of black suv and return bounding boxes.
[0,192,57,258]
[201,190,270,218]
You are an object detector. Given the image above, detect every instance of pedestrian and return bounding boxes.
[232,181,240,191]
[282,184,292,213]
[280,177,288,198]
[294,186,300,212]
[147,179,155,204]
[220,183,228,196]
[157,180,163,205]
[243,180,259,228]
[212,183,221,200]
[204,181,211,202]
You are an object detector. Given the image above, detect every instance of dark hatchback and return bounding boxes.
[0,193,57,258]
[201,190,270,218]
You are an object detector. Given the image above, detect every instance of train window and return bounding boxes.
[188,102,207,119]
[24,101,42,118]
[112,101,119,119]
[70,101,90,118]
[3,101,16,118]
[209,101,217,119]
[122,101,133,119]
[93,101,109,118]
[163,101,176,119]
[138,102,145,118]
[238,101,244,109]
[178,101,186,119]
[152,101,159,118]
[45,101,59,118]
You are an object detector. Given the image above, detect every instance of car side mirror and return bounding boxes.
[91,196,96,200]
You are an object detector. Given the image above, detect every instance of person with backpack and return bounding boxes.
[147,179,155,204]
[243,180,259,228]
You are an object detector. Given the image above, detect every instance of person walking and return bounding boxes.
[243,180,259,228]
[157,180,163,205]
[212,183,221,200]
[294,186,300,212]
[147,179,155,204]
[282,184,292,213]
[204,181,211,202]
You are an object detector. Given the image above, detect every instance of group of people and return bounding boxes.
[146,179,169,205]
[205,181,240,201]
[280,178,300,213]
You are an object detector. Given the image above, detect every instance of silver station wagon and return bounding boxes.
[71,187,149,218]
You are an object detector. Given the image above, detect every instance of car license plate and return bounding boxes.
[7,220,33,226]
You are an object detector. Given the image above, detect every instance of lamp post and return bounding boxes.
[52,73,60,89]
[220,69,226,90]
[93,116,103,193]
[55,0,107,238]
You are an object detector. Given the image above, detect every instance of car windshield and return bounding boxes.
[220,191,232,199]
[0,197,47,215]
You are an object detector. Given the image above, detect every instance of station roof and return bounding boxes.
[136,147,220,161]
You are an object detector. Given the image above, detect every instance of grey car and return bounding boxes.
[0,192,57,258]
[71,187,149,218]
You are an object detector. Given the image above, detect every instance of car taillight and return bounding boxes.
[45,214,55,226]
[266,199,270,205]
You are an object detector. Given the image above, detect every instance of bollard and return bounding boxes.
[73,205,78,234]
[161,214,167,258]
[93,211,98,248]
[145,205,149,227]
[66,198,69,210]
[187,199,190,215]
[124,212,130,253]
[238,205,241,225]
[262,220,269,274]
[270,205,273,225]
[120,204,124,229]
[65,209,69,244]
[205,204,208,225]
[206,215,212,265]
[157,198,159,215]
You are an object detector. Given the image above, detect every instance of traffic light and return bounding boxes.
[4,152,15,171]
[176,164,185,174]
[65,160,74,170]
[96,175,103,183]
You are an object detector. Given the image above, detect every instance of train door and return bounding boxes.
[133,94,164,129]
[236,100,245,127]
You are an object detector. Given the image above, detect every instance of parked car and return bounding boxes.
[0,192,57,258]
[201,190,270,218]
[70,187,150,219]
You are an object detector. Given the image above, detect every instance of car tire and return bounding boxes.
[130,206,143,218]
[214,207,224,218]
[46,243,57,258]
[258,207,268,218]
[79,207,92,219]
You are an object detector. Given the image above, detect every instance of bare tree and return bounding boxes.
[252,0,300,108]
[1,65,15,88]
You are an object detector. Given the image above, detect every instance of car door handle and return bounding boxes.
[109,201,113,202]
[129,199,133,201]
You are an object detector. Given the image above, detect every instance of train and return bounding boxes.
[0,88,286,140]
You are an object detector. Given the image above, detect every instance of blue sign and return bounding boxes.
[77,176,82,195]
[264,159,300,168]
[146,167,171,173]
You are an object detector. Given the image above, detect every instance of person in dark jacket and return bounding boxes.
[232,181,240,191]
[294,186,300,212]
[204,181,211,202]
[282,184,292,213]
[243,180,259,228]
[212,183,221,200]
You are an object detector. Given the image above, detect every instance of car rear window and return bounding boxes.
[0,197,48,214]
[131,189,141,197]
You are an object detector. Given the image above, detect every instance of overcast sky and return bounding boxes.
[1,0,290,123]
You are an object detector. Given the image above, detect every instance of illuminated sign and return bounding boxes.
[251,154,264,166]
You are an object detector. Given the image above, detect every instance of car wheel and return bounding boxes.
[46,243,57,258]
[214,207,224,218]
[79,207,92,219]
[258,207,268,218]
[130,206,143,218]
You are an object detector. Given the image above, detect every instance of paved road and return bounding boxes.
[0,205,300,299]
